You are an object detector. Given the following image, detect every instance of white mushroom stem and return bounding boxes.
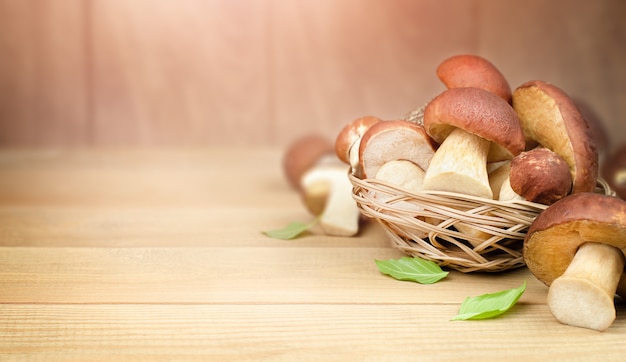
[454,161,512,247]
[301,157,360,237]
[488,161,511,200]
[423,128,493,199]
[548,242,625,331]
[348,138,362,174]
[498,175,523,202]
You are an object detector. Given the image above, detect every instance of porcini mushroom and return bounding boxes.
[436,54,512,102]
[499,148,572,205]
[359,120,437,180]
[512,80,599,193]
[422,87,525,199]
[335,116,382,177]
[523,193,626,331]
[283,135,360,236]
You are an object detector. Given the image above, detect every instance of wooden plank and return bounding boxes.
[0,148,295,207]
[0,206,387,248]
[0,0,88,146]
[270,0,477,147]
[0,247,544,304]
[1,304,626,359]
[90,0,271,146]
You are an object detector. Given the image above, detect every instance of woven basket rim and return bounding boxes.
[350,172,615,273]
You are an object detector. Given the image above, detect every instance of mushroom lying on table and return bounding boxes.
[422,87,525,199]
[524,193,626,331]
[499,147,572,205]
[512,80,598,194]
[283,135,360,236]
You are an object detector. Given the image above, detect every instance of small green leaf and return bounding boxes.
[375,257,449,284]
[452,281,526,321]
[262,218,319,240]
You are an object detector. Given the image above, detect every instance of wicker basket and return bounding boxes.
[350,105,615,273]
[351,174,614,273]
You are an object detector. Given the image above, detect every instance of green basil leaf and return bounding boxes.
[452,281,526,321]
[375,256,449,284]
[262,218,319,240]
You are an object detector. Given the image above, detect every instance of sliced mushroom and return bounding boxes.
[512,80,599,193]
[359,120,437,180]
[523,193,626,331]
[436,54,512,102]
[283,135,360,236]
[335,116,382,177]
[499,148,572,205]
[422,87,525,199]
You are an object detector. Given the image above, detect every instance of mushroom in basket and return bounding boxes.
[283,135,360,236]
[524,192,626,331]
[421,87,525,199]
[499,147,572,205]
[357,120,437,184]
[436,54,512,103]
[513,80,598,194]
[335,116,382,178]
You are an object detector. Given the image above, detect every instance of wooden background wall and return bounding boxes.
[1,0,624,151]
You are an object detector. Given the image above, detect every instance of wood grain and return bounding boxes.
[0,206,387,248]
[0,246,545,305]
[476,0,626,153]
[1,0,624,148]
[2,148,626,358]
[90,0,271,146]
[0,0,88,146]
[270,0,475,144]
[0,148,290,207]
[2,304,625,360]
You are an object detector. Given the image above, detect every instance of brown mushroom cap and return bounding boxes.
[436,54,512,102]
[282,134,334,190]
[509,148,572,205]
[424,87,525,162]
[335,116,382,164]
[359,120,437,179]
[512,80,598,194]
[523,193,626,288]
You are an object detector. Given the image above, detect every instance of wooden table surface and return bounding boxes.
[1,148,625,361]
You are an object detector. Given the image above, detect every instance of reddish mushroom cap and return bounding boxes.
[436,54,512,102]
[424,87,525,162]
[335,116,382,164]
[282,135,334,190]
[509,148,573,205]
